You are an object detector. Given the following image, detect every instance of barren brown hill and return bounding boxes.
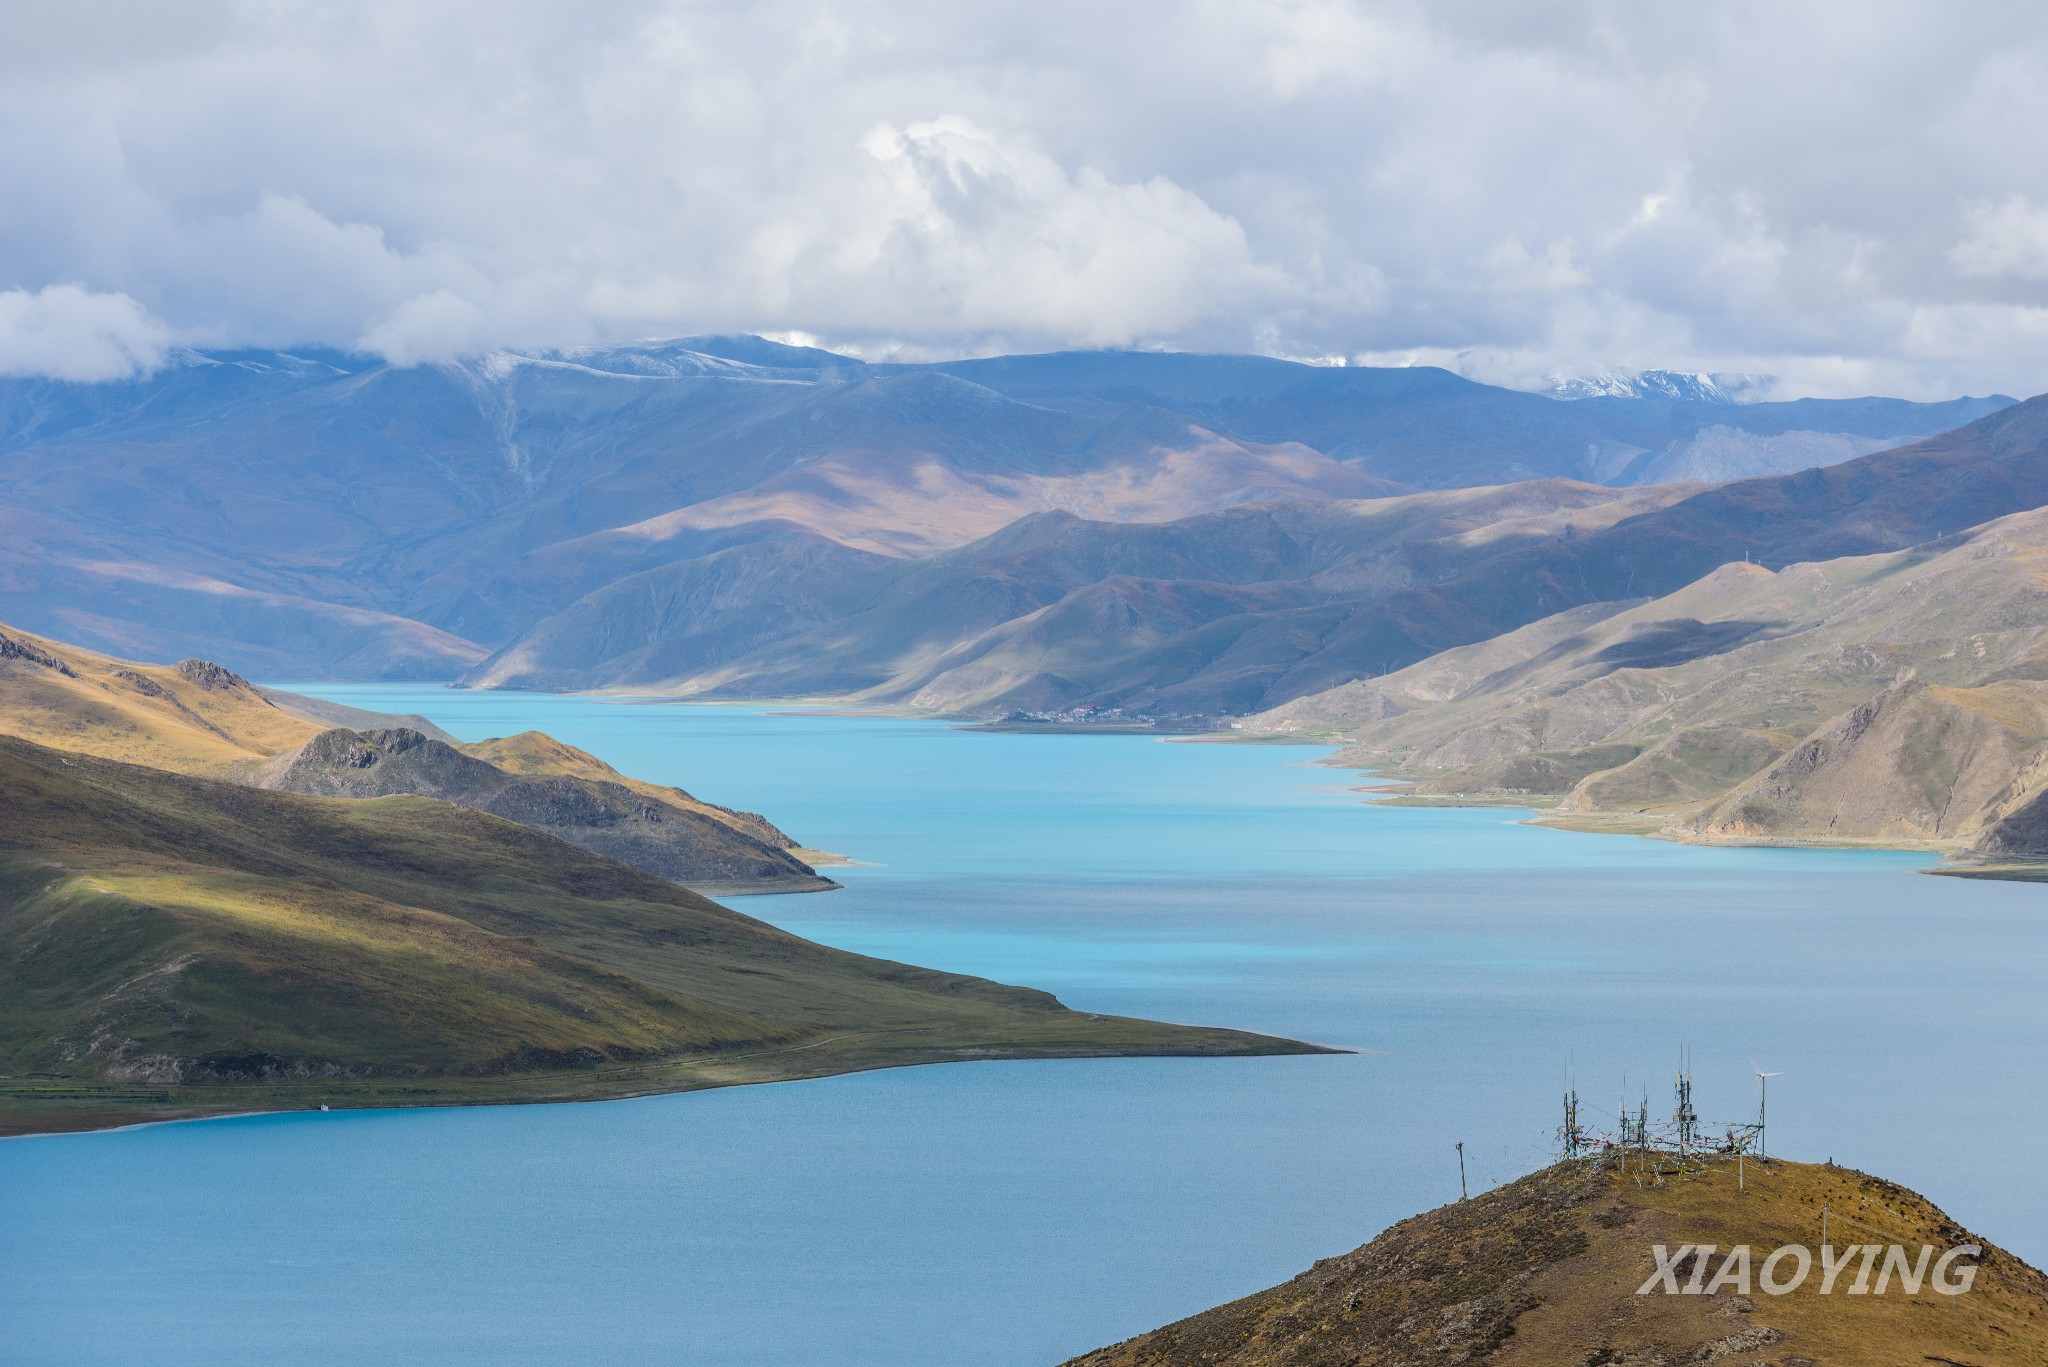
[1686,679,2048,852]
[1251,503,2048,864]
[1067,1155,2048,1367]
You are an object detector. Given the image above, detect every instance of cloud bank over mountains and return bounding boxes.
[3,0,2047,397]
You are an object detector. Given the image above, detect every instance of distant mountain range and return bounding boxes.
[469,396,2048,724]
[10,334,2047,866]
[0,338,2010,681]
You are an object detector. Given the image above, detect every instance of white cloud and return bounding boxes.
[0,285,170,381]
[1953,196,2048,282]
[838,117,1275,346]
[0,1,2046,395]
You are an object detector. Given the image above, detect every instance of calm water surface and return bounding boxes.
[5,694,2044,1366]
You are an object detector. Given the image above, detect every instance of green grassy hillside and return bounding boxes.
[0,735,1314,1135]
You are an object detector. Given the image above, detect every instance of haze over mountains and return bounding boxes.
[0,339,2008,686]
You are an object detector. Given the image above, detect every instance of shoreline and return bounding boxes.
[0,1020,1337,1141]
[1312,750,2039,876]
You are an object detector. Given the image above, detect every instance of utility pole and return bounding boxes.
[1457,1142,1468,1201]
[1753,1066,1781,1159]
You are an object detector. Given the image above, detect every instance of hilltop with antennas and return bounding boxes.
[1067,1123,2048,1366]
[1559,1052,1781,1167]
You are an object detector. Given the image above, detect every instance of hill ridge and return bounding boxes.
[1065,1154,2048,1366]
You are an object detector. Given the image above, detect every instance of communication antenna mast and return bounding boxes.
[1673,1048,1698,1158]
[1560,1074,1584,1158]
[1751,1061,1783,1159]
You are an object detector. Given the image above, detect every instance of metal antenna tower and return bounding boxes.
[1673,1048,1698,1158]
[1560,1074,1584,1158]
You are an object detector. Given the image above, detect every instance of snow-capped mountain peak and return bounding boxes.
[1541,369,1776,403]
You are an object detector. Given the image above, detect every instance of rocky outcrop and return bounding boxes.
[254,728,836,893]
[0,630,76,676]
[174,658,261,692]
[457,729,812,853]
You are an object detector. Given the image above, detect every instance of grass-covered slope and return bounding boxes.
[0,624,320,771]
[0,621,841,891]
[1067,1155,2048,1367]
[0,735,1313,1135]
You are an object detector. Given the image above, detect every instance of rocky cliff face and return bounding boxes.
[254,728,835,893]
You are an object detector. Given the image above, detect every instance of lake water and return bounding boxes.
[6,693,2045,1366]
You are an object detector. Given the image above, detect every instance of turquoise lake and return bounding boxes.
[5,692,2045,1366]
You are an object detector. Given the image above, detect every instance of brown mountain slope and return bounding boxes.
[1251,504,2048,860]
[556,422,1412,561]
[0,623,320,770]
[1066,1155,2048,1367]
[1687,680,2048,850]
[467,479,1695,712]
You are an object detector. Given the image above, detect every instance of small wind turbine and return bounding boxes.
[1751,1061,1783,1159]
